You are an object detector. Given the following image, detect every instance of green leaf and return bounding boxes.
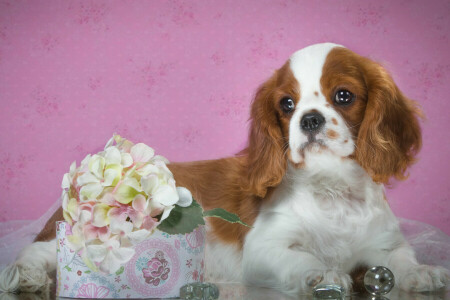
[203,208,252,228]
[84,270,91,274]
[157,199,205,234]
[115,266,124,275]
[64,265,72,272]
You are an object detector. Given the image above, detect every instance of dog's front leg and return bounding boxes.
[242,241,352,296]
[364,241,449,292]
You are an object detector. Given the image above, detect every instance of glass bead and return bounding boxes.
[312,284,345,299]
[364,266,395,295]
[180,282,219,300]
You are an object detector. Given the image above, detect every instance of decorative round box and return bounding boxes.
[56,221,205,298]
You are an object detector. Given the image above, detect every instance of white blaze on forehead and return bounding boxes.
[288,43,353,164]
[289,43,344,97]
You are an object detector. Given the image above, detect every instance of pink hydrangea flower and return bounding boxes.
[60,135,193,273]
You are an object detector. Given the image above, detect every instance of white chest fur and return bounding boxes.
[240,153,449,294]
[245,152,401,272]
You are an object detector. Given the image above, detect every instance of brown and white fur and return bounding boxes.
[2,43,448,295]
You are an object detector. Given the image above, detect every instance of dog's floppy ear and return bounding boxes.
[355,60,422,184]
[243,72,287,198]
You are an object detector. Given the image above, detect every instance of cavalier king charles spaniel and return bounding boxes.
[5,43,449,295]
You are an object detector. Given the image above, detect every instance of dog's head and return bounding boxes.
[244,43,422,197]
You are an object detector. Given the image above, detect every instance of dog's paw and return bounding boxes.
[0,264,20,293]
[305,269,352,292]
[399,265,449,292]
[16,263,51,293]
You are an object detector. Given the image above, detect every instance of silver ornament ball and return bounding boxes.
[364,266,395,296]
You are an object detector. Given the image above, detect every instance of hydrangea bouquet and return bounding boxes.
[61,135,247,274]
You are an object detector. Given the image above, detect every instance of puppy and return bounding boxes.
[3,43,448,295]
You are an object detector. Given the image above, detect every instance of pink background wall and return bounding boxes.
[0,0,449,234]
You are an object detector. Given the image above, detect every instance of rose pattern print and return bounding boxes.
[58,223,201,298]
[142,251,171,286]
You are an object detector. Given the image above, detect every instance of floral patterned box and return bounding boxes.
[56,221,205,298]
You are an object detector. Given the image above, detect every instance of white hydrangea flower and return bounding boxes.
[61,134,194,274]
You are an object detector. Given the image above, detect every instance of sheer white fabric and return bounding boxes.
[0,200,60,271]
[400,218,450,270]
[0,200,449,272]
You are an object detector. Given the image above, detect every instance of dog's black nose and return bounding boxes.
[300,112,325,133]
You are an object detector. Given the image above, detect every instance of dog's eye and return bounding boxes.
[334,90,355,105]
[280,97,295,113]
